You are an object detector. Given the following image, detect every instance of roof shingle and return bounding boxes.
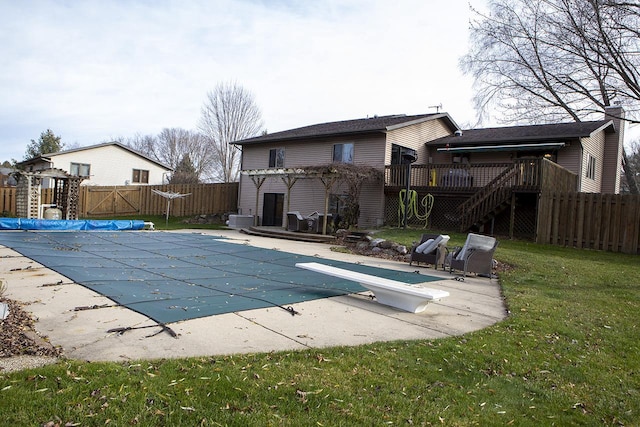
[234,113,455,145]
[430,120,613,147]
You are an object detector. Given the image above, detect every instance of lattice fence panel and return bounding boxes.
[384,193,467,230]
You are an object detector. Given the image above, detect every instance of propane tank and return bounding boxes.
[44,207,62,220]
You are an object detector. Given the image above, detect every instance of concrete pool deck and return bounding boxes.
[0,229,507,363]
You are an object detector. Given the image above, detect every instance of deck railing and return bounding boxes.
[384,159,575,193]
[385,162,518,191]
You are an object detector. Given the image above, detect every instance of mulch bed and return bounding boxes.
[0,297,62,358]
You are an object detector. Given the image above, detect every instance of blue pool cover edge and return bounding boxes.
[0,217,145,231]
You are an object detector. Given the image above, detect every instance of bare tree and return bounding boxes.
[199,82,264,183]
[622,140,640,194]
[121,130,213,182]
[124,133,157,158]
[461,0,640,124]
[155,128,215,182]
[461,0,640,193]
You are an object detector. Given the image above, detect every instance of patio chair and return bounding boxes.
[308,212,333,234]
[446,233,498,277]
[286,211,310,232]
[409,233,450,269]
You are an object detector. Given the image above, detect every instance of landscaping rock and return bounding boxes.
[379,240,394,249]
[370,238,386,247]
[394,245,408,255]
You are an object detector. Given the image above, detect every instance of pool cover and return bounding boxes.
[0,218,145,230]
[0,231,441,324]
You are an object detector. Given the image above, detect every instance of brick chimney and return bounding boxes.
[602,105,625,194]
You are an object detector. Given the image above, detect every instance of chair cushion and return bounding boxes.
[415,239,434,254]
[456,233,496,260]
[415,234,450,254]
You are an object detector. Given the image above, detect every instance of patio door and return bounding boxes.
[262,193,284,226]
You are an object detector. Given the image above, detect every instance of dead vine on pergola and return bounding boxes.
[241,163,382,233]
[300,163,383,229]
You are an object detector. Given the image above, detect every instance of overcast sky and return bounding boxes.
[1,1,637,163]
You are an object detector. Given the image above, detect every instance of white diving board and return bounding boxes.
[295,262,449,313]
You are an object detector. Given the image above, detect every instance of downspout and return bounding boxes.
[236,144,243,214]
[578,143,583,192]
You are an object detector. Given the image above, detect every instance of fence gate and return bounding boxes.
[83,186,141,216]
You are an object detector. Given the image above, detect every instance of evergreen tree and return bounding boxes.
[24,129,64,160]
[169,154,200,184]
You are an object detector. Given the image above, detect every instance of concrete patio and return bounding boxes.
[0,229,507,364]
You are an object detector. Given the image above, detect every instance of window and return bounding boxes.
[269,148,285,168]
[586,154,596,180]
[70,162,90,177]
[132,169,149,183]
[333,143,354,163]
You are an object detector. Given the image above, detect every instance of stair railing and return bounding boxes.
[458,163,521,231]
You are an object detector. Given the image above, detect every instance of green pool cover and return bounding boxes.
[0,231,441,324]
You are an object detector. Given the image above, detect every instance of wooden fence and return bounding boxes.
[537,192,640,254]
[0,186,16,215]
[0,183,239,218]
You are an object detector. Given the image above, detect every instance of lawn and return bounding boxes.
[1,226,639,425]
[96,214,229,231]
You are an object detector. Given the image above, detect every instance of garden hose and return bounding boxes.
[398,190,434,228]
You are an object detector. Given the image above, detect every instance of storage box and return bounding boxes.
[227,214,255,228]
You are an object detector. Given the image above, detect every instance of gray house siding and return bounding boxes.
[386,119,452,165]
[238,134,387,227]
[579,133,605,193]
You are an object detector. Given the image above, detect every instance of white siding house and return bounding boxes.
[19,142,172,187]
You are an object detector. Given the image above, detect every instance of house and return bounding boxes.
[233,107,625,235]
[18,142,172,187]
[0,166,17,187]
[234,113,460,228]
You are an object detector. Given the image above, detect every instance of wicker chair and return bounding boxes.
[446,233,498,277]
[409,233,450,269]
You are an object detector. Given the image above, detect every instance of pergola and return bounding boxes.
[14,168,84,219]
[241,167,340,234]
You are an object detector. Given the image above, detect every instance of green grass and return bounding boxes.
[2,227,639,425]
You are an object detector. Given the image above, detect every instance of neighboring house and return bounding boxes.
[0,166,17,186]
[233,107,625,233]
[18,142,172,187]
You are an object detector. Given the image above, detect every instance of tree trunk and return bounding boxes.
[622,149,639,194]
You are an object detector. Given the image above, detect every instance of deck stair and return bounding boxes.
[458,164,520,231]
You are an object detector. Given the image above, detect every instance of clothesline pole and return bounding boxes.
[151,189,191,227]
